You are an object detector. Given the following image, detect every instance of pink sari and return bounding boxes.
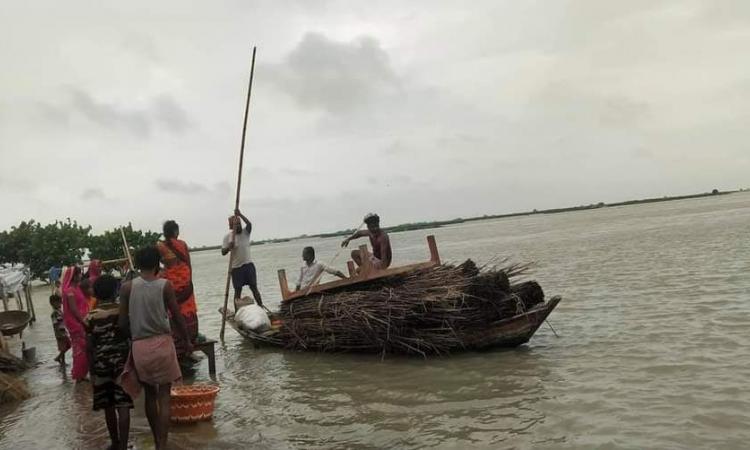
[62,266,90,380]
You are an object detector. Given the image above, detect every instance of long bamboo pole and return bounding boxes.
[120,228,134,270]
[220,47,257,341]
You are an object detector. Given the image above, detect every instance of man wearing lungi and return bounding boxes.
[118,246,191,450]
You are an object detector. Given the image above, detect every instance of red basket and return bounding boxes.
[170,384,220,423]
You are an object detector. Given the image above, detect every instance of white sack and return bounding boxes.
[235,304,271,332]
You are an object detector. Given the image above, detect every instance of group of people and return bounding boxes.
[48,219,199,450]
[221,210,392,303]
[44,209,392,449]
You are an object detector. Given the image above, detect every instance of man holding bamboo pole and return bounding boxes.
[222,208,264,309]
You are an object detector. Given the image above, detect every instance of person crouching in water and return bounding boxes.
[296,246,347,292]
[86,274,132,450]
[118,246,192,450]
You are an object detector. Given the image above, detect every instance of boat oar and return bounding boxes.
[220,46,257,342]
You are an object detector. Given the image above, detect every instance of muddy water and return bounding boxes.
[1,193,749,449]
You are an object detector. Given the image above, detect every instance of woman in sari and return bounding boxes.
[61,265,90,381]
[157,220,198,357]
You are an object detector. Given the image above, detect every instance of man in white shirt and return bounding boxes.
[222,208,263,307]
[295,246,347,292]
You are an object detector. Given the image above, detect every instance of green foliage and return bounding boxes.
[29,219,92,279]
[88,223,160,261]
[0,220,158,280]
[0,219,92,279]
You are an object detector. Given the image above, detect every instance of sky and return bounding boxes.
[1,0,749,245]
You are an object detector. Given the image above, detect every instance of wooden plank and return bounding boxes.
[284,260,439,301]
[282,235,441,301]
[278,269,292,301]
[427,235,440,264]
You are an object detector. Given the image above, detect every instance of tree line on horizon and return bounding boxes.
[0,219,159,280]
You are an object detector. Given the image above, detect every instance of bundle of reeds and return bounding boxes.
[278,259,545,356]
[0,372,29,403]
[0,349,29,404]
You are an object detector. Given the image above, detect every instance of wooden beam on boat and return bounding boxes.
[427,235,440,265]
[279,235,442,301]
[277,268,292,300]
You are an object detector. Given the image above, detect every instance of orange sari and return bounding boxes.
[157,239,198,356]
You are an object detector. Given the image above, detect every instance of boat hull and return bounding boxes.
[226,296,561,354]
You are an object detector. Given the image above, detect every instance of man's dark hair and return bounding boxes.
[364,214,380,226]
[135,246,161,272]
[70,265,82,281]
[49,294,61,306]
[303,246,315,258]
[93,274,119,301]
[163,220,179,239]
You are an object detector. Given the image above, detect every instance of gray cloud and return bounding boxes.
[279,167,314,177]
[270,32,401,114]
[2,0,750,244]
[155,179,232,196]
[80,188,107,201]
[382,140,407,155]
[155,179,209,194]
[45,89,193,138]
[152,94,191,133]
[70,89,152,137]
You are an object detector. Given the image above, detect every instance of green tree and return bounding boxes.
[0,220,159,279]
[0,219,91,279]
[88,223,160,261]
[0,220,37,265]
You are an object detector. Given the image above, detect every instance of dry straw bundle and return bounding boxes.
[0,349,29,403]
[278,259,544,356]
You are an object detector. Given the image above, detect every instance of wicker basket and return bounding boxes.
[170,384,220,423]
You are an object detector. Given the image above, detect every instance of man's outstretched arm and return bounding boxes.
[341,230,369,247]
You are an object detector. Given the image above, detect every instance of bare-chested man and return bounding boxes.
[341,213,392,270]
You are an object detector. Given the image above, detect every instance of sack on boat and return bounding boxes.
[236,304,270,332]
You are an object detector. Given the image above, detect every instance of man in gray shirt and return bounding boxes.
[118,246,191,450]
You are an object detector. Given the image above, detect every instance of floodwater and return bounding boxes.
[1,192,750,449]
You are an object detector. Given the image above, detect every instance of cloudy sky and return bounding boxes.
[1,0,748,245]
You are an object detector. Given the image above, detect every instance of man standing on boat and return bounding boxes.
[341,213,392,271]
[222,208,264,308]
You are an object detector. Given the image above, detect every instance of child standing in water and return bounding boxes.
[49,292,70,365]
[86,274,132,450]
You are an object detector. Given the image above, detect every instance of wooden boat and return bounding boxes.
[227,296,560,351]
[224,235,561,353]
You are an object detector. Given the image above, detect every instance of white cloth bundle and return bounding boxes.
[235,304,271,332]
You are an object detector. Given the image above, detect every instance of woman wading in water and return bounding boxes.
[156,220,199,357]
